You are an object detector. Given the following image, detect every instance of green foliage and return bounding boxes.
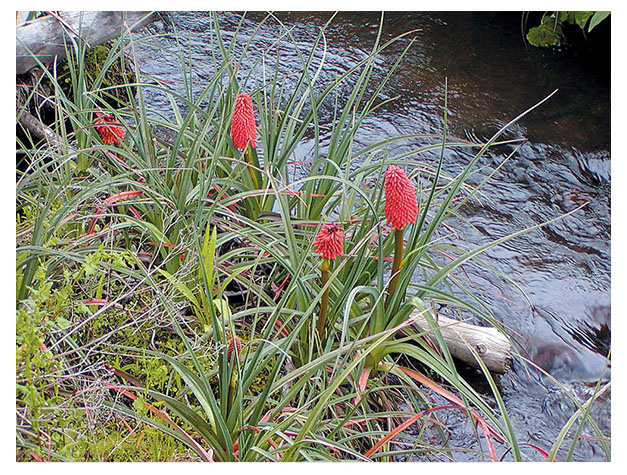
[58,41,136,107]
[588,11,611,32]
[72,424,191,462]
[526,11,610,47]
[527,15,564,47]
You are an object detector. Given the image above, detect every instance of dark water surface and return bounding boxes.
[133,12,611,461]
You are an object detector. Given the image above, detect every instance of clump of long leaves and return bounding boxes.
[16,12,609,462]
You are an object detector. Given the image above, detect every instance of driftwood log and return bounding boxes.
[410,310,512,374]
[17,108,70,150]
[16,11,155,75]
[16,66,74,151]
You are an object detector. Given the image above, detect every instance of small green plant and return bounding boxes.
[525,11,610,47]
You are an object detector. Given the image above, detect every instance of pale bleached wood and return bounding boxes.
[17,108,74,153]
[410,310,512,374]
[16,11,155,75]
[16,12,30,26]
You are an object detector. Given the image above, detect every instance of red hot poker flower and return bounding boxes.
[384,166,418,230]
[227,333,242,361]
[231,93,257,150]
[94,112,125,146]
[314,223,344,260]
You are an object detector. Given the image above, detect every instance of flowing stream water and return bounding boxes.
[132,12,611,461]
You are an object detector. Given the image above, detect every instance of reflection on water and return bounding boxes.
[133,11,610,460]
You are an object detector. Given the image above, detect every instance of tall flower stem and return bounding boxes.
[386,228,405,307]
[383,166,417,309]
[244,146,261,190]
[313,223,343,340]
[317,258,330,337]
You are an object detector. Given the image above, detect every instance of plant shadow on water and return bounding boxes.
[131,11,610,461]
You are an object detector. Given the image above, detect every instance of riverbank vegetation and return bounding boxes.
[524,11,610,47]
[16,12,610,462]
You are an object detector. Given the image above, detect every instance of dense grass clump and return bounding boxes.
[16,12,609,462]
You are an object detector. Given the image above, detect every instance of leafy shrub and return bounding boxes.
[526,11,610,47]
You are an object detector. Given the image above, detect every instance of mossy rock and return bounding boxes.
[58,40,137,107]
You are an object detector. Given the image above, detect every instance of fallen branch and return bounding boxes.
[16,11,155,75]
[410,310,512,374]
[17,108,71,151]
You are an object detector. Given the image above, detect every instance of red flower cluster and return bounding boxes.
[231,93,257,150]
[384,166,418,230]
[227,333,242,361]
[314,223,344,260]
[94,112,125,145]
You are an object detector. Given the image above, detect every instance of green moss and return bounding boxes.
[84,424,192,461]
[32,420,194,462]
[59,41,136,107]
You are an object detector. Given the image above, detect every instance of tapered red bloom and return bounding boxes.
[227,333,242,361]
[231,93,257,150]
[94,112,125,145]
[384,166,418,230]
[314,224,344,260]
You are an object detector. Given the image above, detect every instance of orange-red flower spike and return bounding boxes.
[94,112,125,146]
[231,93,257,150]
[313,223,344,260]
[384,166,418,230]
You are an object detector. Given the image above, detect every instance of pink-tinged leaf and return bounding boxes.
[485,288,519,306]
[86,208,104,235]
[274,318,290,338]
[148,241,181,250]
[372,256,395,263]
[353,367,371,405]
[260,410,273,423]
[60,213,78,225]
[477,418,499,461]
[365,405,457,457]
[499,442,551,461]
[398,366,506,444]
[522,442,550,458]
[245,425,282,453]
[128,205,143,221]
[310,193,340,198]
[273,275,290,301]
[104,190,143,206]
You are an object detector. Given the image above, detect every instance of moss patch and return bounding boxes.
[58,41,136,107]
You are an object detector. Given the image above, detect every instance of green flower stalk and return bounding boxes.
[318,258,331,335]
[226,331,242,412]
[313,223,344,337]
